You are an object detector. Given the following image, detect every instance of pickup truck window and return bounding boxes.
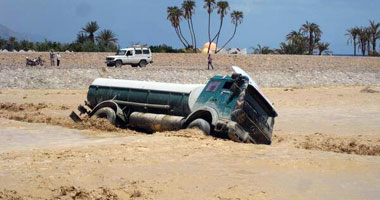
[116,50,126,55]
[143,50,150,54]
[135,50,142,54]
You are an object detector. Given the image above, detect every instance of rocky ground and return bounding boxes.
[0,52,379,89]
[0,53,379,199]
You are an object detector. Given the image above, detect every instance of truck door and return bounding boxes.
[133,49,143,64]
[216,80,237,118]
[124,50,133,64]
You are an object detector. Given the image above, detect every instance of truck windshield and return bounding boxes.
[116,50,126,55]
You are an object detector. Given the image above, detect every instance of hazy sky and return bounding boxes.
[1,0,379,54]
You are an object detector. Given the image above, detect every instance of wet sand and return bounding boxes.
[0,87,379,199]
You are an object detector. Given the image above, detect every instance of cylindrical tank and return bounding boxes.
[129,112,184,132]
[87,78,205,117]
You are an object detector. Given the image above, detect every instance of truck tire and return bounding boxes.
[139,60,147,67]
[93,107,117,125]
[115,60,122,68]
[187,119,211,135]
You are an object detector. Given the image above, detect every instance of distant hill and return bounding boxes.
[0,24,45,42]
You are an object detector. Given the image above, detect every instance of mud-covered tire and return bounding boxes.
[93,107,117,125]
[115,60,122,68]
[187,119,211,135]
[139,60,147,67]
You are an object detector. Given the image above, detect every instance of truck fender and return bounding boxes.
[184,107,219,128]
[90,100,126,123]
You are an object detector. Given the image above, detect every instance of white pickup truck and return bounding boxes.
[106,46,153,67]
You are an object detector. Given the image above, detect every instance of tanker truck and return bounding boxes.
[70,66,278,144]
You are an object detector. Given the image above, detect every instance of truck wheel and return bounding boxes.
[139,60,147,67]
[93,107,117,125]
[187,119,211,135]
[115,60,122,68]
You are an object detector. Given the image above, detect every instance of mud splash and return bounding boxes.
[156,128,210,140]
[0,103,204,138]
[0,102,49,112]
[0,189,22,200]
[54,186,120,200]
[0,102,129,133]
[299,135,380,156]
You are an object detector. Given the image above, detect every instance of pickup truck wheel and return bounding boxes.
[187,119,211,135]
[115,60,122,68]
[139,60,147,67]
[93,107,117,125]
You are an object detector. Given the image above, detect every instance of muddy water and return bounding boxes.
[0,120,125,152]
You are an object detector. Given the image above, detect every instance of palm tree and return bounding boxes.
[345,27,361,56]
[76,33,88,44]
[285,30,307,54]
[301,21,322,55]
[96,29,118,47]
[252,44,273,54]
[213,1,230,50]
[358,27,370,56]
[317,42,330,55]
[369,20,379,55]
[217,10,243,53]
[204,0,216,53]
[182,0,197,51]
[81,21,100,43]
[167,6,190,48]
[365,27,372,55]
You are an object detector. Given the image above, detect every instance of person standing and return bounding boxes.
[49,50,55,66]
[56,53,61,66]
[208,54,214,70]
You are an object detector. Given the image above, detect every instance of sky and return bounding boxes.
[0,0,379,54]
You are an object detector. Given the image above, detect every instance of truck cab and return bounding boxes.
[192,73,277,144]
[106,45,153,67]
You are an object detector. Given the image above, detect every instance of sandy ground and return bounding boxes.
[0,86,379,199]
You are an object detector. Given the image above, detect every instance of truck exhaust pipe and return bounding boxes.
[129,112,185,132]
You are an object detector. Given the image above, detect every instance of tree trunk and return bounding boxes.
[175,28,187,48]
[207,11,212,54]
[217,24,237,53]
[215,17,224,51]
[178,25,190,48]
[353,38,357,56]
[89,34,95,43]
[309,31,313,55]
[187,19,194,49]
[190,18,197,52]
[372,37,376,55]
[367,41,371,56]
[361,40,366,56]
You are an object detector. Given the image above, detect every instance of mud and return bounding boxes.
[298,134,380,156]
[0,87,379,199]
[0,189,22,200]
[0,102,125,133]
